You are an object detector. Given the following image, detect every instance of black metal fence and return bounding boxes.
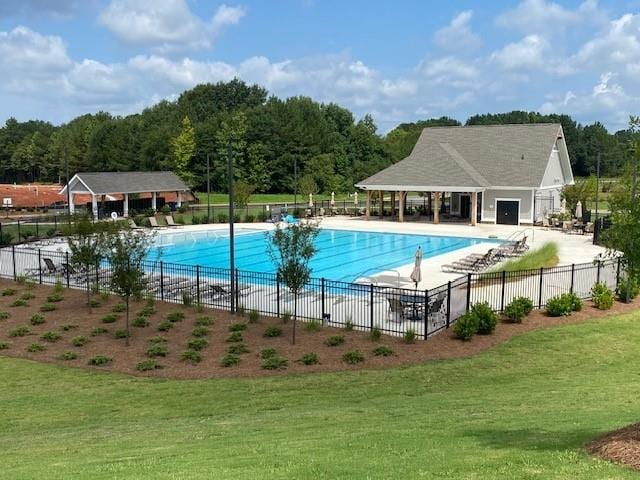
[0,245,622,339]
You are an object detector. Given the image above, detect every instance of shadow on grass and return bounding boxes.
[466,428,604,452]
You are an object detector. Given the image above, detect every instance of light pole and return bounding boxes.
[595,152,600,225]
[293,157,298,214]
[206,153,211,221]
[227,141,236,314]
[65,147,71,225]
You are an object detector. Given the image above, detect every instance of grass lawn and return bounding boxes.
[489,242,560,273]
[1,311,640,478]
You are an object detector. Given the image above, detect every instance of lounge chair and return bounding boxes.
[42,257,60,275]
[147,217,166,228]
[128,218,143,229]
[427,293,446,328]
[165,215,182,227]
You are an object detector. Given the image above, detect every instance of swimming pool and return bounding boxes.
[148,228,496,283]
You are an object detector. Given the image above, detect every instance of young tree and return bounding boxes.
[560,176,596,215]
[104,228,153,345]
[234,180,255,208]
[267,221,320,344]
[172,116,196,187]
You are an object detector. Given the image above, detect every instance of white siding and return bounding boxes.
[482,189,533,224]
[541,143,566,188]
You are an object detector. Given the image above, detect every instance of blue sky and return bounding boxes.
[1,0,639,132]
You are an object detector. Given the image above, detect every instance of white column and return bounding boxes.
[151,192,157,211]
[365,190,371,219]
[471,191,478,226]
[91,194,98,220]
[177,191,182,208]
[69,193,75,214]
[124,193,129,218]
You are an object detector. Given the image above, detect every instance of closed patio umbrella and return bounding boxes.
[410,246,423,287]
[308,193,313,208]
[330,191,335,207]
[575,200,583,220]
[354,191,358,206]
[560,198,567,214]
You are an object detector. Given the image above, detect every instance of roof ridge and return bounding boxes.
[438,143,489,187]
[420,122,560,132]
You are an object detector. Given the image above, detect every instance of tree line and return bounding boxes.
[0,79,633,193]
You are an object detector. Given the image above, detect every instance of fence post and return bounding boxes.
[596,260,601,284]
[235,269,240,309]
[423,289,429,339]
[446,281,451,328]
[35,218,39,238]
[321,278,326,325]
[570,264,575,294]
[160,261,164,302]
[54,215,57,230]
[276,276,281,318]
[538,267,544,308]
[17,221,20,243]
[466,273,472,312]
[369,283,374,331]
[12,245,16,280]
[38,249,42,284]
[65,251,70,287]
[500,270,506,312]
[196,265,201,306]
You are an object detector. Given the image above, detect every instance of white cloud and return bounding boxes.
[490,35,548,71]
[573,14,640,70]
[434,11,481,51]
[419,56,479,87]
[0,0,83,18]
[99,0,246,53]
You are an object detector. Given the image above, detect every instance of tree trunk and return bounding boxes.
[292,290,297,345]
[86,274,92,314]
[125,296,130,347]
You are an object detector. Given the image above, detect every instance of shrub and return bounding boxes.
[181,290,192,307]
[453,312,478,341]
[59,324,78,331]
[281,310,291,324]
[101,314,118,324]
[472,302,498,335]
[112,303,126,313]
[88,355,112,366]
[160,205,171,215]
[305,319,322,332]
[260,347,277,359]
[298,352,319,365]
[147,344,168,357]
[245,214,255,223]
[139,305,156,317]
[71,336,89,347]
[248,309,260,323]
[192,326,209,337]
[325,335,345,347]
[30,313,45,325]
[195,316,214,326]
[0,311,9,320]
[148,336,167,344]
[403,329,417,344]
[217,213,229,223]
[0,341,11,350]
[262,356,288,370]
[157,320,173,332]
[342,350,365,365]
[53,281,63,294]
[617,277,640,302]
[514,296,534,315]
[344,317,354,331]
[137,359,162,371]
[167,311,185,323]
[1,288,16,296]
[566,292,583,311]
[263,326,282,338]
[46,228,57,237]
[220,353,239,367]
[227,342,249,354]
[9,326,30,337]
[11,299,28,307]
[27,343,45,352]
[40,331,62,342]
[229,322,247,332]
[545,294,574,317]
[504,297,534,323]
[226,332,243,343]
[40,303,56,312]
[187,338,208,351]
[58,351,77,360]
[372,345,394,357]
[90,327,109,336]
[370,325,382,341]
[591,282,615,310]
[132,316,150,327]
[20,293,35,301]
[47,292,64,303]
[88,299,101,308]
[114,329,130,339]
[15,274,27,284]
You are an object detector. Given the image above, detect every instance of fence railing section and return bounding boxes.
[0,245,622,339]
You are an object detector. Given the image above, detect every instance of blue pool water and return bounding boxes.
[148,228,495,283]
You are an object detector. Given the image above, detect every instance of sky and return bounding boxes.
[1,0,640,133]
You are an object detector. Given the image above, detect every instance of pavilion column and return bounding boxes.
[434,192,440,224]
[91,194,98,220]
[390,191,396,218]
[366,190,371,219]
[151,192,157,211]
[69,193,75,215]
[378,190,383,218]
[399,191,406,223]
[123,193,129,218]
[177,191,182,208]
[471,191,478,226]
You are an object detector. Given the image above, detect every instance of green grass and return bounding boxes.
[1,312,640,478]
[489,242,559,273]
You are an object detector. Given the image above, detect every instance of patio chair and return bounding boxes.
[165,215,182,228]
[387,297,412,322]
[128,218,143,229]
[147,217,166,229]
[42,257,61,275]
[427,293,446,328]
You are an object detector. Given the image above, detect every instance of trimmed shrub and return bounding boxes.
[325,335,345,347]
[90,327,109,336]
[546,294,574,317]
[220,353,240,367]
[88,355,112,366]
[58,351,77,361]
[261,356,288,370]
[11,299,28,307]
[112,303,126,313]
[71,336,89,347]
[137,359,161,371]
[146,344,168,357]
[192,326,209,337]
[20,292,35,301]
[0,311,9,320]
[472,302,498,335]
[453,312,478,341]
[298,352,319,365]
[40,303,56,312]
[591,282,615,310]
[0,341,11,350]
[30,313,45,325]
[187,338,208,351]
[27,343,45,352]
[167,311,185,323]
[304,319,322,332]
[248,309,260,323]
[53,281,63,294]
[114,329,130,339]
[88,299,101,308]
[217,213,229,223]
[228,322,247,332]
[40,331,62,342]
[260,347,277,359]
[504,297,534,323]
[157,320,173,332]
[148,336,167,344]
[9,326,31,337]
[226,332,243,343]
[342,350,365,365]
[617,277,640,302]
[263,326,282,338]
[1,288,16,296]
[226,343,249,354]
[403,329,417,344]
[372,345,394,357]
[195,316,214,326]
[47,293,64,303]
[181,350,202,364]
[102,314,118,324]
[370,325,382,341]
[566,292,583,311]
[132,316,150,327]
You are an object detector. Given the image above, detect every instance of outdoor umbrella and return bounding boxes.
[330,192,335,207]
[354,191,359,206]
[575,200,582,220]
[560,198,567,214]
[308,193,313,208]
[410,246,423,288]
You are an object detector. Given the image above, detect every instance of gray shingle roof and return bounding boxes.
[357,123,565,189]
[70,171,189,195]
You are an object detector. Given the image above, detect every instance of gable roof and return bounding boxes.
[356,123,571,190]
[60,171,189,195]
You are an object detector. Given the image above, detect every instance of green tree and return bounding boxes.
[172,116,196,187]
[561,176,596,215]
[234,180,255,208]
[267,221,320,344]
[298,174,319,196]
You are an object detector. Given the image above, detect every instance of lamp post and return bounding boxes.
[227,141,236,314]
[293,157,298,214]
[65,147,71,225]
[595,152,600,225]
[206,153,211,221]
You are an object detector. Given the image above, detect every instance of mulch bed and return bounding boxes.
[586,424,640,470]
[0,278,639,379]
